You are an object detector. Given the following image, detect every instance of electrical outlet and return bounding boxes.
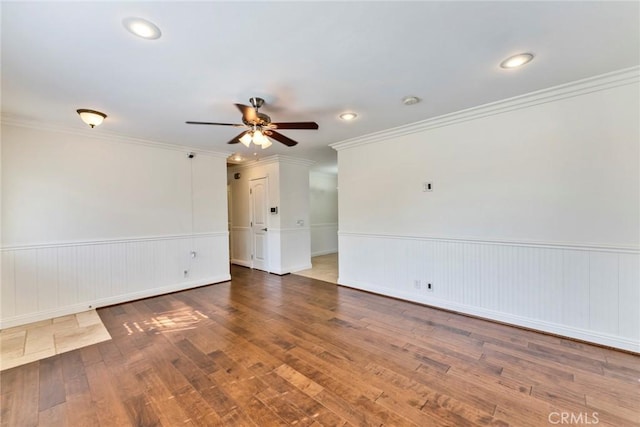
[414,280,421,290]
[426,282,433,292]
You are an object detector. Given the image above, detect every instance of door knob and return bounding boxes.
[262,228,268,231]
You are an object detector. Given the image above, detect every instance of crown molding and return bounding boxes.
[228,154,315,171]
[310,170,338,178]
[0,115,230,159]
[331,66,640,151]
[274,155,316,167]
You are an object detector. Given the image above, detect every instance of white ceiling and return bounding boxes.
[2,1,638,173]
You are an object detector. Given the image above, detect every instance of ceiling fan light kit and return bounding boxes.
[186,97,319,148]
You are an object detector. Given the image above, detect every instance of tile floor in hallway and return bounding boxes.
[0,309,111,371]
[294,252,338,284]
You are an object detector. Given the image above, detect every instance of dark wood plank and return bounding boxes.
[38,357,65,411]
[122,394,162,427]
[84,361,133,426]
[1,363,39,427]
[37,402,67,427]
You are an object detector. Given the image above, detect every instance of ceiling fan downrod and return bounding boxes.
[249,97,264,111]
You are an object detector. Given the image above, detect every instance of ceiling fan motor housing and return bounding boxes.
[243,112,271,127]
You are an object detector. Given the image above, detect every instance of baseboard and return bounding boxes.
[230,259,252,268]
[337,277,640,354]
[270,263,313,275]
[311,249,338,257]
[0,274,231,329]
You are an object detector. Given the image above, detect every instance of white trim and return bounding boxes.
[0,115,229,159]
[310,170,338,178]
[271,227,311,233]
[271,263,313,275]
[338,231,639,253]
[0,274,231,329]
[337,278,639,354]
[228,154,315,171]
[331,66,640,151]
[230,259,252,268]
[311,249,338,257]
[311,222,339,228]
[2,231,229,251]
[290,263,314,273]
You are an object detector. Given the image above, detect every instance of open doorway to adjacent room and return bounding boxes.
[293,170,339,283]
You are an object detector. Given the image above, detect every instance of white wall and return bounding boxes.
[228,156,312,274]
[1,122,230,327]
[279,161,312,272]
[332,68,640,352]
[310,171,338,256]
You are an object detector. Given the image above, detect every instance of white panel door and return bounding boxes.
[250,177,269,271]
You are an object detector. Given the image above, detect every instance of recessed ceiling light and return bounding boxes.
[402,96,420,106]
[339,112,357,121]
[500,53,534,69]
[122,17,162,40]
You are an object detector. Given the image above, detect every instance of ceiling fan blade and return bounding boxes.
[226,131,249,144]
[186,121,244,126]
[235,104,258,123]
[267,130,298,147]
[271,122,319,130]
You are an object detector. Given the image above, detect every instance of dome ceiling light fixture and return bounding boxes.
[500,53,534,69]
[228,153,245,163]
[77,109,107,128]
[339,112,358,121]
[122,17,162,40]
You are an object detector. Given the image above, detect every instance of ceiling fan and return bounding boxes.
[186,97,318,148]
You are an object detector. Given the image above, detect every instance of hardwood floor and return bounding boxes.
[1,265,638,426]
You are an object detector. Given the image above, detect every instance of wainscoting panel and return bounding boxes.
[1,233,230,328]
[310,223,338,256]
[230,226,251,266]
[338,232,639,352]
[618,252,640,341]
[275,228,312,274]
